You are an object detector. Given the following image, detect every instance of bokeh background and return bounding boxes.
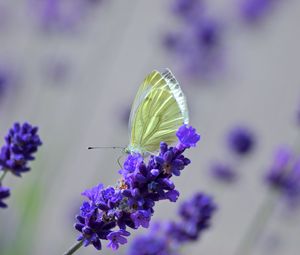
[0,0,300,254]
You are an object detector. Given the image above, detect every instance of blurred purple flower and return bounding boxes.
[164,17,224,79]
[167,192,216,242]
[227,126,255,156]
[127,192,216,255]
[210,161,237,183]
[239,0,275,23]
[0,63,17,99]
[0,185,10,208]
[127,234,174,255]
[171,0,205,22]
[29,0,103,33]
[266,146,300,205]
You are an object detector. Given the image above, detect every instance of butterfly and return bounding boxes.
[125,69,189,156]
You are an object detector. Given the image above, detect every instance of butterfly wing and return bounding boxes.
[128,69,189,154]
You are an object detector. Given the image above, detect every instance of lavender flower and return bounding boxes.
[171,0,204,22]
[227,126,255,156]
[29,0,102,33]
[128,234,175,255]
[0,185,10,208]
[166,192,216,242]
[107,230,130,250]
[127,192,216,255]
[0,122,42,176]
[164,16,223,79]
[73,125,200,252]
[210,161,236,183]
[239,0,275,23]
[176,124,200,149]
[265,146,300,205]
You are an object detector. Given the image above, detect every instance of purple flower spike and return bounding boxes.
[127,192,216,255]
[266,146,293,189]
[73,125,200,252]
[227,126,255,156]
[266,146,300,205]
[176,125,200,149]
[107,230,130,250]
[0,122,42,176]
[0,185,10,208]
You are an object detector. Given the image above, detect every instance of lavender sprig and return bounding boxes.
[65,125,200,254]
[0,122,42,209]
[127,192,217,255]
[234,146,300,255]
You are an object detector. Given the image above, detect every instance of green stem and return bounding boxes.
[233,190,278,255]
[63,240,84,255]
[0,169,8,183]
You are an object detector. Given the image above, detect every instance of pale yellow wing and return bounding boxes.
[128,69,189,154]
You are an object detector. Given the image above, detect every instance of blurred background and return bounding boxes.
[0,0,300,254]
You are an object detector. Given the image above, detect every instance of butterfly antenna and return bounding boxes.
[88,146,124,150]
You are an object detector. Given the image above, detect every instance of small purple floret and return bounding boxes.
[176,124,200,149]
[107,230,130,250]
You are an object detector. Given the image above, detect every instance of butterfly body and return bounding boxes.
[126,69,189,156]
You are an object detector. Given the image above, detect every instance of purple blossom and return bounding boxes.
[210,161,237,183]
[119,153,143,177]
[107,230,130,250]
[265,146,300,205]
[239,0,275,23]
[164,2,224,80]
[127,234,175,255]
[167,192,217,242]
[0,185,10,208]
[73,125,200,251]
[0,122,42,176]
[176,125,200,149]
[29,0,103,33]
[127,192,216,255]
[0,63,18,99]
[171,0,204,22]
[227,126,255,156]
[131,210,151,228]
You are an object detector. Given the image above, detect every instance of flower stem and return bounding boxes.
[0,170,8,183]
[233,190,278,255]
[63,240,84,255]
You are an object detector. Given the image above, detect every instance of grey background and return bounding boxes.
[0,0,300,254]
